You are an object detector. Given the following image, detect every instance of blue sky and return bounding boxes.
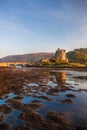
[0,0,87,57]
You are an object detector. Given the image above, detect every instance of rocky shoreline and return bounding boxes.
[0,67,87,130]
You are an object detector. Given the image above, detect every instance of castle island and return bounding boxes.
[42,48,68,65]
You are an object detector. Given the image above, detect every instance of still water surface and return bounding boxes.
[0,68,87,128]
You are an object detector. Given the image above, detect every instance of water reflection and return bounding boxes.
[0,68,87,128]
[52,71,66,84]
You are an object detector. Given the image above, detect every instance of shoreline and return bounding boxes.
[0,67,87,95]
[0,67,87,129]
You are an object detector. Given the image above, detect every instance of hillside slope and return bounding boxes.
[0,52,54,63]
[67,48,87,63]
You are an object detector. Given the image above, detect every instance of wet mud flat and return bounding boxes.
[0,67,87,130]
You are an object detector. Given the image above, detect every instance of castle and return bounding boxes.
[41,48,68,64]
[54,48,66,61]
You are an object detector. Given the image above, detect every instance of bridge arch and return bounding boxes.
[9,64,15,68]
[16,64,23,68]
[23,64,29,67]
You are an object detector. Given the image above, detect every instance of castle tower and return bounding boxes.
[54,48,66,61]
[61,49,66,60]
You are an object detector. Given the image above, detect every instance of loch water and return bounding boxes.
[0,68,87,129]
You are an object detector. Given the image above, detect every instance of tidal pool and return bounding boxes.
[0,68,87,129]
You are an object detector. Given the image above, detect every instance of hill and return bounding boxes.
[0,52,54,63]
[1,48,87,64]
[67,48,87,64]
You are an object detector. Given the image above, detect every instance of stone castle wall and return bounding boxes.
[54,48,66,61]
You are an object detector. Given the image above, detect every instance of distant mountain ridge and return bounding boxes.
[0,52,54,63]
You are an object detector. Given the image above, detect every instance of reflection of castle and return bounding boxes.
[55,71,66,84]
[55,48,66,61]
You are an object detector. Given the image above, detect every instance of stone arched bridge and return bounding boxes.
[0,62,30,68]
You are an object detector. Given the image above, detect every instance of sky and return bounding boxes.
[0,0,87,57]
